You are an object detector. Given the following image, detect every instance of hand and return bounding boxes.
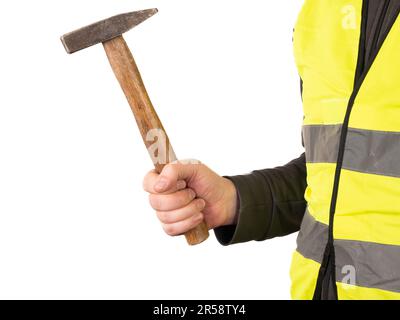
[143,161,238,236]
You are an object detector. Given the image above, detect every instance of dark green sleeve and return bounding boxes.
[214,154,307,245]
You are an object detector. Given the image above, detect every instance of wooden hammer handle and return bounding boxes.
[103,35,209,246]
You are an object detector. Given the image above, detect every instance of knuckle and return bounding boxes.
[163,224,177,236]
[157,211,180,225]
[143,171,157,192]
[142,176,149,191]
[163,163,176,176]
[156,211,169,223]
[149,194,162,210]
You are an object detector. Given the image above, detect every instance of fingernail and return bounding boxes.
[177,180,186,190]
[155,177,168,192]
[189,189,196,199]
[197,199,206,210]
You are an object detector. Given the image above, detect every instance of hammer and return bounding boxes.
[61,9,209,245]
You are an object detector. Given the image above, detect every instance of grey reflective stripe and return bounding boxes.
[335,240,400,293]
[344,128,400,178]
[303,125,400,178]
[303,125,341,163]
[296,210,328,263]
[297,210,400,293]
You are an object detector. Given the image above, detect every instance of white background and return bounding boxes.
[0,0,304,299]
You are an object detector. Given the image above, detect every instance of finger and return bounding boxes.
[162,213,205,237]
[143,170,186,194]
[149,188,197,211]
[143,170,158,193]
[155,161,202,193]
[156,198,206,224]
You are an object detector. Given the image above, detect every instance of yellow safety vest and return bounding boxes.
[291,0,400,299]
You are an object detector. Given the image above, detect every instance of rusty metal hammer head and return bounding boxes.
[61,8,158,54]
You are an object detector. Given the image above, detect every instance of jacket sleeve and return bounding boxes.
[214,153,307,245]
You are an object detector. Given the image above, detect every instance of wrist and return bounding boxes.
[222,178,239,226]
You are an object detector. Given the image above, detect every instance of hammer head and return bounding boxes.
[61,8,158,54]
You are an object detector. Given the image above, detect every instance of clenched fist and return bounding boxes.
[143,161,238,236]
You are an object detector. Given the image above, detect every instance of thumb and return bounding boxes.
[155,160,201,193]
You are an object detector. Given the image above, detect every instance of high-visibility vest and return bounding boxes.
[291,0,400,300]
